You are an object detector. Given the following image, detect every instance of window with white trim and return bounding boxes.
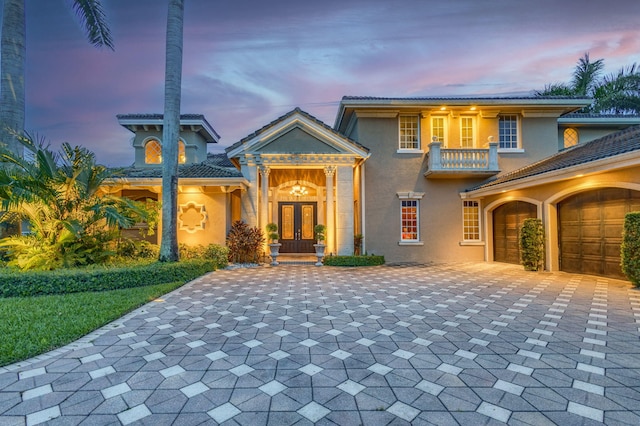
[401,199,419,241]
[462,200,480,241]
[431,116,446,145]
[498,114,518,149]
[399,115,420,150]
[460,116,476,148]
[564,128,578,148]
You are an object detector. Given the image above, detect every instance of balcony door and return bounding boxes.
[279,202,316,253]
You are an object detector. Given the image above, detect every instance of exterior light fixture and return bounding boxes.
[290,181,308,197]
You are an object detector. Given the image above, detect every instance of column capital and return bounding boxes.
[259,166,271,177]
[324,166,336,177]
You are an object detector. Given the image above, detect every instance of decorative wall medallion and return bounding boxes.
[178,202,207,233]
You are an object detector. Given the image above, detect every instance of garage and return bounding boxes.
[559,188,640,279]
[493,201,537,264]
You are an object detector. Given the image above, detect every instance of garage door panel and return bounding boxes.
[493,201,537,265]
[559,188,639,279]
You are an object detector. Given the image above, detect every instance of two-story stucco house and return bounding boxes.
[107,96,640,280]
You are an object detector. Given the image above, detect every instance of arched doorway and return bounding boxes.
[558,188,640,278]
[493,201,537,264]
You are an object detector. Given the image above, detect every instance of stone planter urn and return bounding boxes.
[269,243,282,266]
[313,243,325,266]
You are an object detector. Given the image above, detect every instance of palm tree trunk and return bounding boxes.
[159,0,184,262]
[0,0,25,157]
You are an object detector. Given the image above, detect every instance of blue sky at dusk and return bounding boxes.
[13,0,640,165]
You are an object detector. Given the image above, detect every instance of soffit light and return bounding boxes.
[290,181,308,197]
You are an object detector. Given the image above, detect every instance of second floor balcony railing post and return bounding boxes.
[429,140,442,169]
[488,142,498,170]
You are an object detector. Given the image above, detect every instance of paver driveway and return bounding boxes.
[1,262,640,425]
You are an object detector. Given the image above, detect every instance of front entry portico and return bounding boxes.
[225,108,370,256]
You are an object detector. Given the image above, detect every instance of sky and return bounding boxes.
[11,0,640,166]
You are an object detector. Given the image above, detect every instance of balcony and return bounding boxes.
[424,141,500,179]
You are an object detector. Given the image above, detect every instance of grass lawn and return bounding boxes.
[0,281,185,367]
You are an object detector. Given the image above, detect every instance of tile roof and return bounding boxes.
[466,125,640,192]
[341,95,592,102]
[115,153,242,179]
[116,113,220,141]
[226,107,369,154]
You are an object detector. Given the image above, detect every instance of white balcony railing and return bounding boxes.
[425,142,499,178]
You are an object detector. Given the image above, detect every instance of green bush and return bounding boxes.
[519,218,544,271]
[324,254,385,267]
[226,220,264,263]
[179,243,229,269]
[0,259,215,298]
[621,212,640,286]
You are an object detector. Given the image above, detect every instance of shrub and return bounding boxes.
[314,224,326,243]
[323,254,385,267]
[0,259,215,298]
[226,220,264,263]
[179,243,229,269]
[519,218,544,271]
[266,223,279,242]
[621,212,640,286]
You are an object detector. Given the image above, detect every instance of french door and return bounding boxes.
[278,202,316,253]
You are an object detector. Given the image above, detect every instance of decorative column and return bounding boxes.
[336,165,354,255]
[259,166,270,229]
[240,160,258,227]
[324,166,336,254]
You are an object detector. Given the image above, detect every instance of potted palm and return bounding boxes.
[266,222,281,266]
[313,224,326,266]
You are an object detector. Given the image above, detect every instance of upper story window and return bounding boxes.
[144,139,187,164]
[498,114,518,149]
[145,139,162,164]
[399,115,420,150]
[431,116,446,146]
[460,116,476,148]
[564,128,578,148]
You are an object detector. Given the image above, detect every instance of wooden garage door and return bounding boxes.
[559,188,640,279]
[493,201,537,264]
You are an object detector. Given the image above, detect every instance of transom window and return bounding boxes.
[399,115,420,150]
[564,128,578,148]
[462,200,480,241]
[144,139,187,164]
[431,116,446,145]
[499,115,518,149]
[460,116,475,148]
[401,200,419,241]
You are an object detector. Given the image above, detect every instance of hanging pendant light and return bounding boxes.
[290,181,308,197]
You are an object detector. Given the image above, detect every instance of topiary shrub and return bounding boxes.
[226,220,264,263]
[519,218,544,271]
[621,212,640,286]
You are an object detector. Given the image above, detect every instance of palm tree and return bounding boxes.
[535,53,640,114]
[0,136,150,270]
[0,0,113,157]
[159,0,184,262]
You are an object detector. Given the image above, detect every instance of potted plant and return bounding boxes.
[313,224,326,266]
[266,222,281,266]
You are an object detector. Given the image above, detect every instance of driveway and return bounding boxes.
[1,263,639,425]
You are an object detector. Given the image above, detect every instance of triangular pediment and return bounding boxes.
[226,108,369,162]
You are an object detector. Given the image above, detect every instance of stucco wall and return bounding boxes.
[176,189,228,247]
[358,116,486,263]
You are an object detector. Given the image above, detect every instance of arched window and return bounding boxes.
[178,141,186,164]
[145,139,162,164]
[564,128,578,148]
[144,139,187,164]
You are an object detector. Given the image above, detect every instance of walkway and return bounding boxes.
[1,263,639,425]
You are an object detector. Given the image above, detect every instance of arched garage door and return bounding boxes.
[559,188,640,279]
[493,201,537,264]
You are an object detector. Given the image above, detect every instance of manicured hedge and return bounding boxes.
[0,259,216,298]
[622,212,640,286]
[323,255,385,267]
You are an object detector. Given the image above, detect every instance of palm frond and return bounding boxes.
[71,0,114,50]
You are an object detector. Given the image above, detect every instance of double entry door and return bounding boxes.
[278,202,316,253]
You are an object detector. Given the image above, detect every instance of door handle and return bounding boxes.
[296,229,301,240]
